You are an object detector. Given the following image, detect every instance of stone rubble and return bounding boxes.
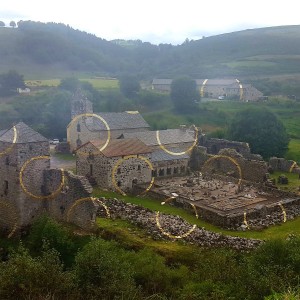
[97,197,263,251]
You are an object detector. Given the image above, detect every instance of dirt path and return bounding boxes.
[50,146,76,171]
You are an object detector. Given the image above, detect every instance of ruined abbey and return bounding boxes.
[1,89,300,238]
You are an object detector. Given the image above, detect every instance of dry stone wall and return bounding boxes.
[269,157,300,174]
[98,197,262,250]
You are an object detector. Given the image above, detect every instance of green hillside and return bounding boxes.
[3,21,300,84]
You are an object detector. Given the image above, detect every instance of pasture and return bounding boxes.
[25,77,119,90]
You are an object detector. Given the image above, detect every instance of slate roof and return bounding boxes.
[196,79,239,86]
[153,79,241,87]
[151,149,190,162]
[123,129,195,147]
[0,122,48,143]
[75,111,150,131]
[152,79,172,85]
[79,138,151,158]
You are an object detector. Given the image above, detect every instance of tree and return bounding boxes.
[228,108,289,159]
[170,76,200,113]
[9,21,16,28]
[118,74,140,98]
[0,21,5,27]
[59,77,80,92]
[0,70,25,96]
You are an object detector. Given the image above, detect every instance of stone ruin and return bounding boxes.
[269,157,300,174]
[0,122,98,237]
[134,172,300,231]
[97,197,262,250]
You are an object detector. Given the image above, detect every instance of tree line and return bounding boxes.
[0,71,290,159]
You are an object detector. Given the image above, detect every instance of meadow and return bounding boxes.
[25,77,119,90]
[19,77,300,164]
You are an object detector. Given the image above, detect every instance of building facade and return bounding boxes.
[152,78,263,101]
[76,139,152,192]
[67,90,150,152]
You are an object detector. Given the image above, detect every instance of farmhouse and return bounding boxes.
[152,78,263,101]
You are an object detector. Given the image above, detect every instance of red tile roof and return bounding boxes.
[80,138,151,157]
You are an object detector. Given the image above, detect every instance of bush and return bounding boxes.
[74,238,139,299]
[0,244,76,299]
[27,215,76,265]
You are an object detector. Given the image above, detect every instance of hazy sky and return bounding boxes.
[1,0,300,44]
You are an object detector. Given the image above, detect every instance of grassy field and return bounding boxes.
[270,171,300,193]
[25,77,119,90]
[286,139,300,162]
[93,189,300,241]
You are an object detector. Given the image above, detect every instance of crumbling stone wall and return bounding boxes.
[199,136,262,161]
[99,197,262,250]
[45,169,96,229]
[0,137,97,234]
[269,157,300,174]
[134,183,300,230]
[190,147,268,183]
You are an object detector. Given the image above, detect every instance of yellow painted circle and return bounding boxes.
[243,211,250,230]
[156,125,198,156]
[19,156,65,200]
[202,154,243,185]
[111,155,154,196]
[155,197,198,239]
[278,202,287,223]
[0,126,17,157]
[68,113,111,152]
[0,200,19,238]
[67,197,110,222]
[289,161,297,173]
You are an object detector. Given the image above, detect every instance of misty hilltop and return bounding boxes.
[2,21,300,79]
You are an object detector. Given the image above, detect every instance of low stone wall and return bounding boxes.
[133,181,300,231]
[269,157,300,174]
[97,198,262,250]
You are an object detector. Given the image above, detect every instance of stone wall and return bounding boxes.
[0,141,50,227]
[199,136,251,157]
[190,147,268,183]
[98,197,262,250]
[45,169,96,229]
[0,138,97,234]
[76,144,152,192]
[269,157,300,174]
[133,183,300,230]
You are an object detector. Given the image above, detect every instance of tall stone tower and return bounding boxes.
[0,122,50,233]
[71,88,93,120]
